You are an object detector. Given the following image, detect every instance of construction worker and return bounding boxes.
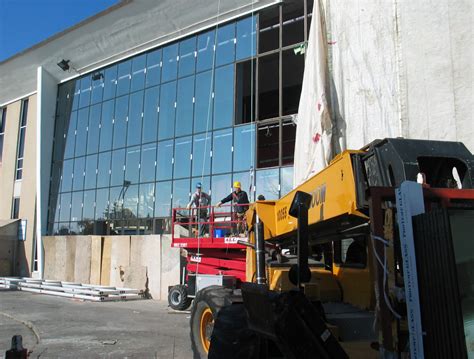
[216,181,249,235]
[187,183,211,237]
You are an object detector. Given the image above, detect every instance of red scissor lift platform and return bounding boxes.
[168,204,250,310]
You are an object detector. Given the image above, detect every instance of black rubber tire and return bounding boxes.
[168,284,192,311]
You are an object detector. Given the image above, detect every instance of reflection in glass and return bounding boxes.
[127,91,143,146]
[176,76,194,137]
[110,149,125,187]
[216,23,235,66]
[95,188,109,220]
[108,186,122,219]
[61,159,74,192]
[162,43,178,83]
[212,129,232,174]
[64,111,77,159]
[71,191,83,222]
[97,151,111,188]
[192,133,211,177]
[99,100,114,152]
[117,60,131,96]
[103,65,117,101]
[125,146,140,185]
[75,108,88,157]
[236,16,257,60]
[157,140,173,181]
[234,124,255,172]
[145,49,162,88]
[72,81,80,111]
[123,184,139,218]
[256,168,280,200]
[83,190,95,220]
[142,86,159,143]
[179,37,196,78]
[158,81,176,140]
[280,166,294,197]
[212,174,231,203]
[131,54,146,92]
[172,178,190,209]
[79,75,91,109]
[113,95,128,149]
[154,181,171,217]
[197,30,215,72]
[87,104,101,154]
[59,192,71,222]
[194,71,213,133]
[84,154,98,190]
[214,64,234,129]
[140,143,157,183]
[139,183,155,218]
[174,136,192,179]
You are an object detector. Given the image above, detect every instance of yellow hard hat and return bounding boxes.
[233,181,241,188]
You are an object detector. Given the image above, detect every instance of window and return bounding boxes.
[125,146,140,185]
[173,136,192,179]
[176,76,194,137]
[95,188,109,220]
[258,123,279,168]
[87,104,101,155]
[192,133,211,177]
[103,65,117,101]
[145,49,162,88]
[258,54,279,120]
[280,166,294,196]
[12,198,20,219]
[214,64,234,129]
[123,184,139,218]
[233,124,255,172]
[99,100,114,152]
[212,128,232,174]
[179,37,196,78]
[235,59,256,125]
[197,30,215,72]
[172,178,190,209]
[113,95,129,149]
[142,86,160,143]
[211,173,231,203]
[236,16,257,61]
[84,155,98,190]
[194,70,213,133]
[259,6,280,53]
[64,111,77,159]
[158,81,176,140]
[131,54,146,92]
[282,120,296,165]
[232,171,253,201]
[72,81,80,111]
[117,60,131,96]
[216,23,235,66]
[140,143,157,183]
[61,159,74,192]
[156,140,173,181]
[139,182,155,218]
[72,156,85,191]
[127,91,144,147]
[91,71,104,105]
[59,192,72,222]
[79,75,92,109]
[97,152,111,188]
[83,190,96,221]
[256,168,280,200]
[154,181,172,217]
[110,149,125,187]
[282,0,305,47]
[75,108,89,157]
[162,43,178,83]
[282,49,304,115]
[15,99,28,180]
[0,107,6,164]
[71,191,83,222]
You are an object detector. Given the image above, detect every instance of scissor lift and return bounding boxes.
[168,204,249,310]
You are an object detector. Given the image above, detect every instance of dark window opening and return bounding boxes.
[282,0,305,47]
[15,99,28,180]
[259,5,280,53]
[282,120,296,165]
[235,59,256,124]
[257,123,279,168]
[258,54,279,120]
[282,49,304,116]
[12,198,20,219]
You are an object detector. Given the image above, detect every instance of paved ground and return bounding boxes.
[0,289,193,358]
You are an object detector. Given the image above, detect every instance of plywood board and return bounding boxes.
[90,236,102,285]
[65,236,77,282]
[74,236,91,283]
[100,236,112,286]
[43,236,57,279]
[160,235,180,300]
[134,235,161,299]
[123,265,147,290]
[109,236,130,287]
[54,236,68,281]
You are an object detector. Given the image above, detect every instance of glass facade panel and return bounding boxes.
[236,16,257,60]
[174,136,192,179]
[125,146,140,185]
[158,81,176,140]
[97,151,111,188]
[216,23,235,66]
[72,82,80,111]
[71,191,83,224]
[59,192,71,222]
[64,111,77,159]
[145,49,162,88]
[154,181,171,217]
[192,176,211,196]
[256,168,280,200]
[75,108,88,157]
[172,178,190,209]
[123,184,139,218]
[140,143,157,183]
[91,72,104,104]
[139,183,155,218]
[103,65,117,101]
[127,91,144,146]
[233,171,254,201]
[176,76,194,137]
[142,86,159,143]
[110,149,125,187]
[179,37,196,78]
[233,124,255,172]
[156,140,173,181]
[61,159,73,192]
[192,133,211,177]
[113,95,129,149]
[87,104,101,154]
[212,129,232,174]
[131,54,146,92]
[99,100,114,152]
[258,53,279,120]
[213,64,234,129]
[79,75,91,109]
[95,188,109,220]
[212,174,231,203]
[108,186,123,219]
[83,190,95,220]
[117,60,131,96]
[197,30,215,72]
[84,154,98,190]
[162,43,178,83]
[194,70,213,133]
[280,166,293,197]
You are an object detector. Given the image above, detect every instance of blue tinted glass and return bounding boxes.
[83,190,95,220]
[117,60,131,96]
[176,76,194,137]
[87,104,101,154]
[64,111,77,159]
[140,143,156,183]
[234,124,255,172]
[125,146,140,185]
[71,191,83,222]
[154,181,171,217]
[212,128,232,174]
[172,178,190,209]
[131,54,146,92]
[103,65,117,101]
[75,108,88,157]
[99,100,114,152]
[197,30,215,72]
[156,140,173,181]
[71,81,80,111]
[79,76,92,108]
[139,182,154,218]
[59,192,71,222]
[84,154,98,190]
[192,133,211,177]
[110,149,125,186]
[145,49,162,88]
[91,71,104,104]
[174,136,192,179]
[127,91,143,146]
[123,184,139,218]
[142,86,160,143]
[108,186,122,219]
[280,166,293,197]
[113,95,128,149]
[211,173,231,203]
[61,159,73,192]
[162,43,178,83]
[158,81,176,140]
[233,171,253,201]
[216,23,235,66]
[97,151,111,188]
[194,71,213,133]
[192,176,211,196]
[256,168,280,200]
[179,37,196,78]
[95,188,109,220]
[73,156,85,191]
[213,64,234,129]
[236,16,257,60]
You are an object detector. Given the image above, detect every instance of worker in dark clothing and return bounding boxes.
[216,181,249,235]
[187,182,211,237]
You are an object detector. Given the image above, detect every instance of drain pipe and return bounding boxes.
[255,214,266,285]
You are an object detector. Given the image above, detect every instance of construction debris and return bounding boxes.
[0,277,143,302]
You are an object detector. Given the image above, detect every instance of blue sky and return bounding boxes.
[0,0,119,62]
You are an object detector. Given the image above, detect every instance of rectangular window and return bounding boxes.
[154,181,172,217]
[179,37,196,78]
[282,49,304,115]
[235,60,256,125]
[176,76,194,137]
[15,99,28,180]
[213,64,234,129]
[258,54,279,120]
[158,81,176,140]
[259,5,280,54]
[142,86,160,143]
[173,136,192,179]
[257,123,280,168]
[282,0,305,47]
[0,107,6,164]
[12,198,20,219]
[236,16,257,61]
